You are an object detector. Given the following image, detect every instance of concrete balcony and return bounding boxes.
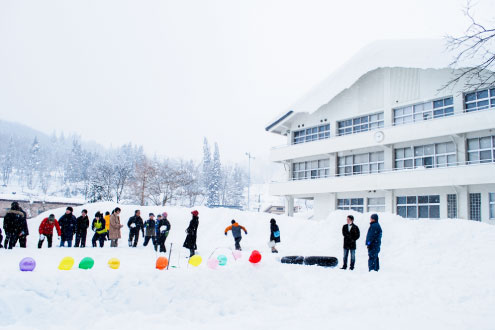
[269,108,495,162]
[269,162,495,196]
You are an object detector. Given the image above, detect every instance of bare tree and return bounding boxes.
[177,160,202,207]
[445,0,495,91]
[131,157,156,206]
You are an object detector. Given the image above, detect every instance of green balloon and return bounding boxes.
[79,257,95,270]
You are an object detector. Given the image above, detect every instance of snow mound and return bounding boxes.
[1,203,494,330]
[290,39,464,114]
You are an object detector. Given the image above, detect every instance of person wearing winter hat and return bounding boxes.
[38,214,61,248]
[58,207,77,247]
[143,213,157,248]
[91,212,107,248]
[366,213,382,272]
[183,210,199,257]
[75,209,90,248]
[224,219,248,251]
[155,212,171,253]
[127,210,144,247]
[269,218,280,253]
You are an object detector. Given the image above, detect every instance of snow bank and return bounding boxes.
[289,39,468,114]
[1,203,494,330]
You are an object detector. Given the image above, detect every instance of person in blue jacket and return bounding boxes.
[58,207,77,247]
[365,213,382,272]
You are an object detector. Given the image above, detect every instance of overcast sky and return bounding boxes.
[1,0,494,167]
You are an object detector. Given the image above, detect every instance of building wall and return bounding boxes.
[311,184,495,223]
[269,67,495,223]
[0,200,84,219]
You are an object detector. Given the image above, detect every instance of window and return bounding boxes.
[393,97,454,125]
[337,112,384,136]
[489,193,495,219]
[368,197,385,212]
[396,195,440,219]
[292,159,330,180]
[467,136,495,164]
[469,193,481,221]
[394,142,456,169]
[464,87,495,112]
[293,124,330,144]
[338,151,384,176]
[447,194,457,219]
[338,198,364,213]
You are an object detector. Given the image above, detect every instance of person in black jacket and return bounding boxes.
[269,218,280,253]
[0,228,3,248]
[341,215,360,270]
[4,202,28,249]
[366,213,382,272]
[127,210,144,247]
[143,213,157,248]
[59,206,77,247]
[183,210,199,257]
[156,212,171,253]
[75,209,90,248]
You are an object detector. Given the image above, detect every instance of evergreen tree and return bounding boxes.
[202,137,212,195]
[1,136,15,185]
[26,136,41,189]
[207,142,221,206]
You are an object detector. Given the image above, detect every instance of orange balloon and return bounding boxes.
[156,257,169,270]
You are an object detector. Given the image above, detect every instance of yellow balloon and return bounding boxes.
[108,258,120,269]
[58,256,75,271]
[188,255,202,267]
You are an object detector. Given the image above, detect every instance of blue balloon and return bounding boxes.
[19,257,36,272]
[217,254,228,266]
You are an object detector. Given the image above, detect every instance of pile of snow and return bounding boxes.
[1,203,494,330]
[289,39,472,114]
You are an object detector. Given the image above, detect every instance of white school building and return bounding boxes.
[266,41,495,223]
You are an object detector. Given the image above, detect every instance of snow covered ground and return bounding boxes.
[1,203,495,330]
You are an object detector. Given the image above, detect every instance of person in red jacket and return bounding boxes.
[38,214,61,248]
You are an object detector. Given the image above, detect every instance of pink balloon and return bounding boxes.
[232,250,242,260]
[207,258,219,270]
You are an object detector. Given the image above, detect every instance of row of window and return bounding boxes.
[465,88,495,112]
[393,97,454,125]
[467,136,495,164]
[395,142,457,169]
[337,113,384,136]
[338,152,384,176]
[337,193,495,220]
[292,135,494,180]
[293,124,330,144]
[292,87,494,143]
[292,159,330,180]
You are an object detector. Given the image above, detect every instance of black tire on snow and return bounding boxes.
[303,256,338,268]
[280,256,305,265]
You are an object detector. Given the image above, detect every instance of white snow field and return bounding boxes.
[1,202,495,330]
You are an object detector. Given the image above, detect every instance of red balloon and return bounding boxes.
[249,250,262,264]
[156,257,169,270]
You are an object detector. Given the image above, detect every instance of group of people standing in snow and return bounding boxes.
[2,201,282,258]
[2,200,380,271]
[340,213,382,272]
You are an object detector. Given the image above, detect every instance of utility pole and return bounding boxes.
[245,152,255,211]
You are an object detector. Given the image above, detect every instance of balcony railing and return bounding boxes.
[277,159,495,183]
[271,106,495,150]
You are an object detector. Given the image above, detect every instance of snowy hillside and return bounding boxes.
[1,203,495,330]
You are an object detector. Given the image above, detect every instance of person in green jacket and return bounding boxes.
[91,212,107,248]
